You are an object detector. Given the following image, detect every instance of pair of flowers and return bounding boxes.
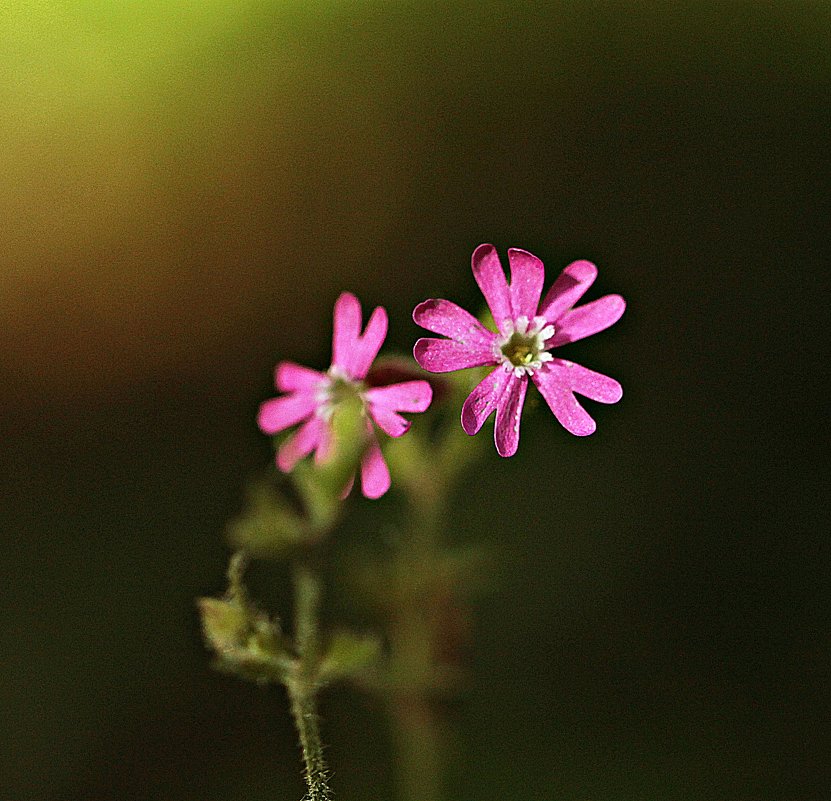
[258,245,625,498]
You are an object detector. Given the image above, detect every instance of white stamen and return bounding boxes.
[494,316,556,377]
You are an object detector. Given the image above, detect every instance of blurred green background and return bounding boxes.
[1,2,828,800]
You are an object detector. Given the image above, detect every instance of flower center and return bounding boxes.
[494,315,556,377]
[316,369,366,420]
[328,375,362,404]
[501,332,539,367]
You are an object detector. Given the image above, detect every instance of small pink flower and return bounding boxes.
[258,292,433,498]
[413,244,624,456]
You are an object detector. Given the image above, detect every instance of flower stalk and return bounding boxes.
[287,561,332,801]
[380,422,482,801]
[385,498,446,801]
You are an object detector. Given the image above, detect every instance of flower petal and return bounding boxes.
[472,243,512,335]
[538,260,598,324]
[257,392,317,434]
[360,438,391,499]
[364,380,433,413]
[412,298,494,348]
[367,407,411,438]
[493,372,528,457]
[532,368,597,436]
[413,338,496,373]
[331,292,389,380]
[313,422,333,464]
[365,380,433,437]
[548,294,626,347]
[543,359,623,403]
[275,361,326,392]
[351,305,388,380]
[331,291,362,372]
[460,367,512,435]
[507,248,545,321]
[277,415,328,472]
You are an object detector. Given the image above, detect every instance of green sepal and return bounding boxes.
[477,305,498,334]
[292,397,367,534]
[197,554,293,685]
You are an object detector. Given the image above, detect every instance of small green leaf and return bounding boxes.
[197,596,250,655]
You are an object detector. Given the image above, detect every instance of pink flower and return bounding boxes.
[413,244,624,456]
[258,292,433,498]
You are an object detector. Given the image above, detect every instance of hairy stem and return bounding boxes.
[287,682,332,801]
[289,563,333,801]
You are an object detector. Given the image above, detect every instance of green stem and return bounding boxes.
[288,563,333,801]
[287,683,332,801]
[387,482,446,801]
[385,424,483,801]
[389,691,443,801]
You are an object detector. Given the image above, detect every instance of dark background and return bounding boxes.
[1,3,828,800]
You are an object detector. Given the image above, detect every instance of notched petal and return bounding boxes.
[364,380,433,413]
[507,248,545,322]
[277,415,327,472]
[360,438,391,499]
[549,294,626,347]
[257,392,317,435]
[331,293,389,380]
[413,298,494,346]
[413,338,496,373]
[275,361,326,393]
[547,359,623,404]
[460,367,512,435]
[350,305,389,380]
[539,260,599,324]
[532,367,599,436]
[331,292,363,370]
[493,373,528,457]
[472,243,512,335]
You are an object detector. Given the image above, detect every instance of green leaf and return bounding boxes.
[197,596,250,655]
[197,555,294,685]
